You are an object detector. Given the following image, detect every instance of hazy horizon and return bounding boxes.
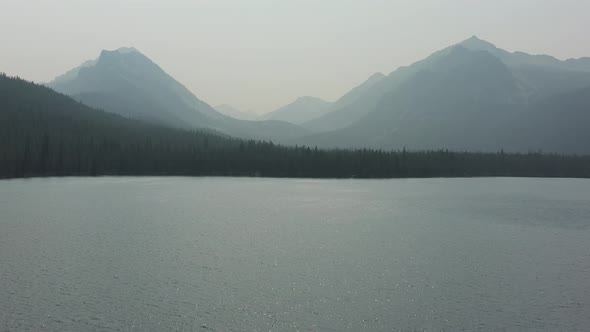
[2,0,589,114]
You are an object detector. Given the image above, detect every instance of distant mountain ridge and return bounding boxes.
[459,36,590,72]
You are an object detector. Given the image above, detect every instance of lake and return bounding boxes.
[1,177,589,331]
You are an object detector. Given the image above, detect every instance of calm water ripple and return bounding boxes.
[1,177,589,331]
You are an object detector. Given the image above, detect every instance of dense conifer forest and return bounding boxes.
[1,73,589,179]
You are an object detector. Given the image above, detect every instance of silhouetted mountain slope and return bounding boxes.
[47,48,307,142]
[261,96,332,124]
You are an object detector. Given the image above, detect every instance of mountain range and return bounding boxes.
[44,36,590,154]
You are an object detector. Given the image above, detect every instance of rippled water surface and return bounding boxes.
[1,177,589,331]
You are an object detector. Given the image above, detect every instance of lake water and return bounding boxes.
[0,177,589,331]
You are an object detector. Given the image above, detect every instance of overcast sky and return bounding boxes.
[1,0,589,113]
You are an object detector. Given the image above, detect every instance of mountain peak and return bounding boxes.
[95,47,158,72]
[116,46,140,54]
[368,72,386,81]
[459,35,498,51]
[296,96,324,102]
[98,47,142,59]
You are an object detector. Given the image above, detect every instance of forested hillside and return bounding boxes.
[1,74,589,179]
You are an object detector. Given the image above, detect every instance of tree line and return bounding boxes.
[1,73,589,179]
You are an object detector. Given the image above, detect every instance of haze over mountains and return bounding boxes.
[260,96,332,124]
[43,36,590,154]
[214,104,258,121]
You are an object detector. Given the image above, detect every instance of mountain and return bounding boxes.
[48,47,221,127]
[214,104,258,120]
[302,36,590,135]
[260,96,332,124]
[47,48,307,142]
[295,38,590,154]
[297,47,523,150]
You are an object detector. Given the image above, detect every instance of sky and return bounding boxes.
[1,0,589,114]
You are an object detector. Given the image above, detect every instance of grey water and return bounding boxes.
[0,177,589,331]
